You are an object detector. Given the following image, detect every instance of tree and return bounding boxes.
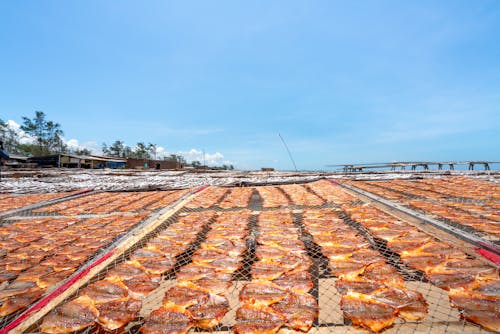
[20,111,65,156]
[109,140,125,157]
[0,119,6,137]
[73,148,91,156]
[16,143,35,156]
[123,145,133,158]
[21,111,46,155]
[164,154,186,164]
[148,143,157,160]
[133,142,150,159]
[0,119,18,153]
[45,121,65,153]
[103,140,130,157]
[191,160,201,167]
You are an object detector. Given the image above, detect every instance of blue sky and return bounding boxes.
[1,1,499,170]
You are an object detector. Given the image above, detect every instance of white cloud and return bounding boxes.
[147,147,232,166]
[6,120,20,130]
[155,146,167,158]
[6,120,35,144]
[63,139,100,154]
[66,139,79,149]
[178,149,226,165]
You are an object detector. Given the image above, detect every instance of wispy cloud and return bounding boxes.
[65,139,101,153]
[178,149,227,165]
[6,120,34,144]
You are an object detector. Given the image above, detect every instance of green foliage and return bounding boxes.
[20,111,65,156]
[148,143,157,159]
[102,140,129,157]
[73,148,91,156]
[102,140,170,161]
[133,142,150,159]
[15,143,36,156]
[0,118,21,154]
[164,154,186,164]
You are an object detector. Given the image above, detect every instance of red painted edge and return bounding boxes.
[476,248,500,266]
[71,189,94,196]
[1,250,115,334]
[195,185,210,193]
[326,179,340,185]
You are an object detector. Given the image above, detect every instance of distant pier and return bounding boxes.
[327,161,498,172]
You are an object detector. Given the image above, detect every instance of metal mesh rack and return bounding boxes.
[0,213,153,329]
[0,191,96,222]
[16,182,494,334]
[7,190,186,219]
[22,210,216,334]
[343,180,500,246]
[401,202,499,245]
[0,190,193,331]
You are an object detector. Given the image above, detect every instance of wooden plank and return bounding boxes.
[6,188,203,334]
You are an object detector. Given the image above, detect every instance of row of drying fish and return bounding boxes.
[1,214,147,317]
[41,211,215,333]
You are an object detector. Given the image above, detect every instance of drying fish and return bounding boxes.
[270,291,318,332]
[240,281,288,305]
[449,273,500,332]
[163,282,210,308]
[80,277,128,304]
[120,275,160,299]
[96,298,142,331]
[40,296,98,333]
[341,292,397,332]
[188,293,229,329]
[234,304,285,334]
[273,270,314,293]
[141,304,194,334]
[0,289,43,316]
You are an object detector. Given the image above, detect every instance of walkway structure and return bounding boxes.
[327,161,499,172]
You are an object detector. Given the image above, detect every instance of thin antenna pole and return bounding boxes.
[278,133,298,172]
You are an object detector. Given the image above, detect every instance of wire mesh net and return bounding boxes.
[16,181,496,334]
[0,189,192,329]
[341,179,499,245]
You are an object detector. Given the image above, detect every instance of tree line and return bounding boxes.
[101,140,187,163]
[1,111,234,169]
[1,111,71,156]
